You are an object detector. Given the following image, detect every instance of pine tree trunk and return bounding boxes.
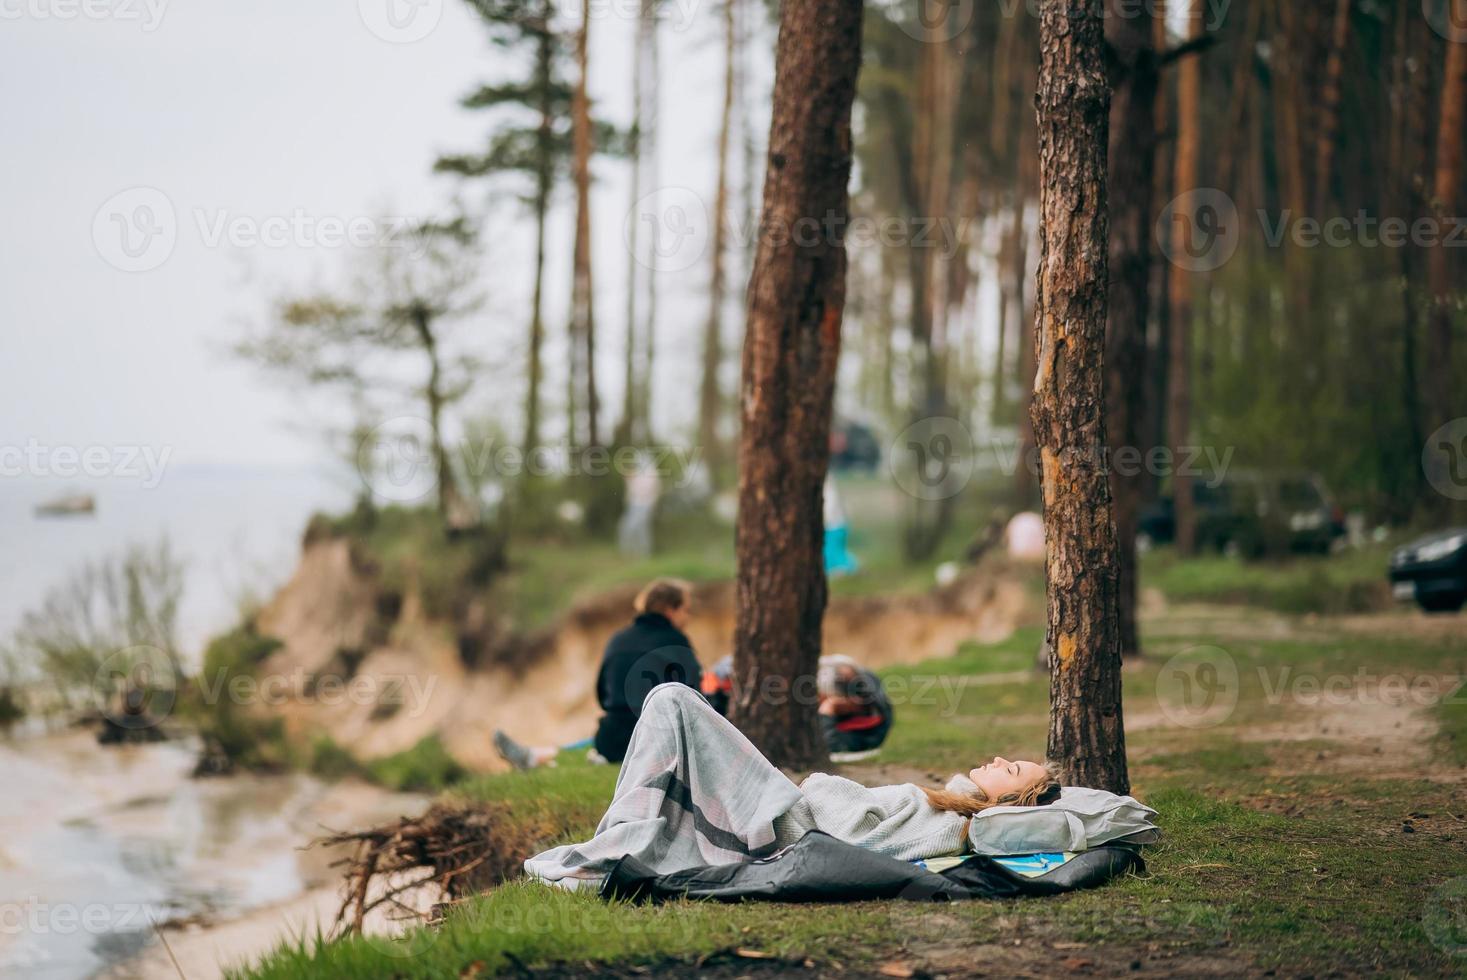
[569,0,597,449]
[1428,0,1467,433]
[1012,113,1039,509]
[523,24,553,459]
[699,0,737,482]
[1033,0,1129,795]
[729,0,863,770]
[1104,0,1159,659]
[1313,0,1352,215]
[1166,0,1202,556]
[620,4,647,448]
[639,0,661,441]
[412,306,463,523]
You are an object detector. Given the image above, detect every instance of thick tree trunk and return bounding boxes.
[1166,0,1202,556]
[729,0,863,770]
[698,0,737,481]
[1104,0,1159,659]
[1033,0,1129,795]
[568,0,598,449]
[1427,0,1467,433]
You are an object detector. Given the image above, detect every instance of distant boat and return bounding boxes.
[35,493,96,517]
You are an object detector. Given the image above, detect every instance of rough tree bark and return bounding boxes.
[1104,0,1160,659]
[1033,0,1130,794]
[1166,0,1201,556]
[729,0,863,769]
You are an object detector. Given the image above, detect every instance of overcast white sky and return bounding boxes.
[1,0,752,470]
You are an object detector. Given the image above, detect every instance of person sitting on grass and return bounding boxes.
[495,579,702,770]
[702,653,894,762]
[817,654,894,761]
[524,683,1061,890]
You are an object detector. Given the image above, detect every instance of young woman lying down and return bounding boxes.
[524,683,1074,891]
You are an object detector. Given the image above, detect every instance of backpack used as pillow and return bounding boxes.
[951,781,1160,855]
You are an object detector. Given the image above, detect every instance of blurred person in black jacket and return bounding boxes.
[495,579,702,769]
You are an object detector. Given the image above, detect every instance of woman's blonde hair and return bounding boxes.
[921,762,1062,817]
[634,578,692,616]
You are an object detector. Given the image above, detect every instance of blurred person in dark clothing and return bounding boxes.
[495,579,702,769]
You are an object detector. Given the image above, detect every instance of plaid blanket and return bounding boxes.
[524,684,804,890]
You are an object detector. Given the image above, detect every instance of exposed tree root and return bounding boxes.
[317,801,560,938]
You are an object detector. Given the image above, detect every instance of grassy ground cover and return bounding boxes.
[239,600,1467,979]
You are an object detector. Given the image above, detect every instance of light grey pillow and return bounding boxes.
[945,777,1160,855]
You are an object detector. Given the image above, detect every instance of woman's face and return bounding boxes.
[969,757,1047,800]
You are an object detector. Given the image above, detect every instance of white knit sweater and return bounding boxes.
[771,772,970,861]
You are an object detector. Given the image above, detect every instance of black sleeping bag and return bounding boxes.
[600,831,1144,904]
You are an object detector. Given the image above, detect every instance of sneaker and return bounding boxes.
[494,730,535,771]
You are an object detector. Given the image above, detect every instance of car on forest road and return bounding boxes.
[1388,528,1467,614]
[1137,471,1346,558]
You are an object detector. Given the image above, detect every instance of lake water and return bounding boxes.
[0,466,374,979]
[0,466,353,664]
[0,727,426,980]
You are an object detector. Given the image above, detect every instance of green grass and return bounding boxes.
[239,610,1467,979]
[1440,694,1467,766]
[1141,542,1397,614]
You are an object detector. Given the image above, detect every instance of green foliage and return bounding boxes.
[192,626,291,770]
[322,505,504,621]
[0,687,24,726]
[8,538,185,705]
[1142,542,1396,614]
[1439,695,1467,766]
[1197,244,1460,521]
[364,736,470,793]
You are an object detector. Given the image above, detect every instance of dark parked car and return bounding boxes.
[1389,528,1467,613]
[1137,472,1345,557]
[830,420,881,473]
